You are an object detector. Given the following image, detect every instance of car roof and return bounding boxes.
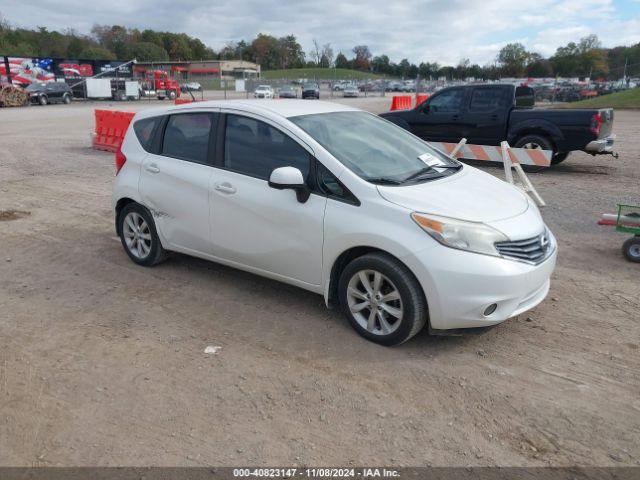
[137,99,360,120]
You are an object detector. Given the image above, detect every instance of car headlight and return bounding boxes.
[411,212,508,256]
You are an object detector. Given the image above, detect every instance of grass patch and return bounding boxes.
[261,68,381,80]
[560,88,640,109]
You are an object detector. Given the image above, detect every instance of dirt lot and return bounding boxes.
[0,97,639,467]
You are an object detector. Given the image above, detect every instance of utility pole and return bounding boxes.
[623,57,628,86]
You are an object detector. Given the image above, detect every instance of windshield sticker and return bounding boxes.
[418,152,447,167]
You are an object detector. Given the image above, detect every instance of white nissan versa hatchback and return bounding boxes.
[112,100,557,346]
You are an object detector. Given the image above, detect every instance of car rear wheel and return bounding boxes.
[338,253,427,346]
[118,203,167,267]
[62,93,72,104]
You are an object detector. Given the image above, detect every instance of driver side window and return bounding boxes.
[224,114,310,181]
[427,89,464,113]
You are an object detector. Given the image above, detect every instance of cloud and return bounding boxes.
[1,0,638,65]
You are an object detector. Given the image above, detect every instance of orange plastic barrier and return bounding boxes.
[416,94,430,105]
[174,98,194,105]
[92,109,135,153]
[390,95,412,111]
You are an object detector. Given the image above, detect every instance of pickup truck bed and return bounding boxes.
[380,84,615,164]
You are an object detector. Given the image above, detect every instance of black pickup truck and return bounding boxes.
[380,84,615,164]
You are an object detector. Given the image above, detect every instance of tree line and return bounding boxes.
[1,14,638,80]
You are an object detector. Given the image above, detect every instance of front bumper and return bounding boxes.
[585,135,615,154]
[402,239,557,330]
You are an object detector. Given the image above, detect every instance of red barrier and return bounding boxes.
[390,95,412,111]
[92,109,135,153]
[174,98,194,105]
[416,94,430,106]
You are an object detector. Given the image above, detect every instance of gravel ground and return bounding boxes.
[0,96,639,467]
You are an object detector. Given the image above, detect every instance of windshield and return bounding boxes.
[289,111,461,184]
[303,83,317,89]
[26,83,45,91]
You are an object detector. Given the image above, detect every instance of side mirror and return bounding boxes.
[268,166,310,203]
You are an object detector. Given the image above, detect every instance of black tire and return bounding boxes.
[514,134,553,151]
[622,237,640,263]
[552,152,570,164]
[168,90,176,100]
[62,93,71,104]
[338,252,428,346]
[118,203,167,267]
[39,95,48,106]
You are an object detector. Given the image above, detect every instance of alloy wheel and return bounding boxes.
[122,212,152,259]
[346,269,403,335]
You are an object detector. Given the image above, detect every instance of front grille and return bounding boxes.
[495,232,552,264]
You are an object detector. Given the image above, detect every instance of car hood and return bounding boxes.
[376,166,529,223]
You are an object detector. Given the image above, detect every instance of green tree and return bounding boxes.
[335,52,350,69]
[79,46,115,60]
[127,42,169,61]
[497,42,529,76]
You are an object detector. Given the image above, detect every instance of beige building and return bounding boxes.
[134,59,260,80]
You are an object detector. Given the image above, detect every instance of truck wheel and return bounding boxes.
[515,135,554,172]
[62,93,72,104]
[623,237,640,263]
[514,134,553,152]
[552,152,570,164]
[168,90,176,100]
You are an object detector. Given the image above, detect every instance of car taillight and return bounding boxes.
[115,146,127,175]
[590,112,603,136]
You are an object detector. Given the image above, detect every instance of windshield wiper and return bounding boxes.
[403,163,463,183]
[402,166,437,182]
[365,177,404,185]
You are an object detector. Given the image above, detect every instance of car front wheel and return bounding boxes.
[338,253,427,346]
[39,95,48,106]
[118,203,166,267]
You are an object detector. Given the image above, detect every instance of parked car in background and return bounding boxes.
[343,85,359,98]
[254,85,274,99]
[381,84,616,164]
[27,81,73,105]
[112,100,556,346]
[302,82,320,99]
[278,85,298,98]
[180,82,202,92]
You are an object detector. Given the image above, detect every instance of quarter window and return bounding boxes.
[224,114,310,180]
[133,116,162,153]
[162,113,213,163]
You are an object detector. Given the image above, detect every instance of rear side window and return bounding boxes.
[469,88,506,112]
[224,114,310,180]
[133,116,162,153]
[162,113,213,163]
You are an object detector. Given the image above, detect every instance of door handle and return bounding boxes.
[145,163,160,174]
[214,182,237,194]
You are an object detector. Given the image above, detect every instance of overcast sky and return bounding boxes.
[2,0,640,65]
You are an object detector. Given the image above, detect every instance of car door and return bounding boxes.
[411,88,466,142]
[45,83,61,102]
[209,112,326,286]
[139,111,218,255]
[456,86,510,145]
